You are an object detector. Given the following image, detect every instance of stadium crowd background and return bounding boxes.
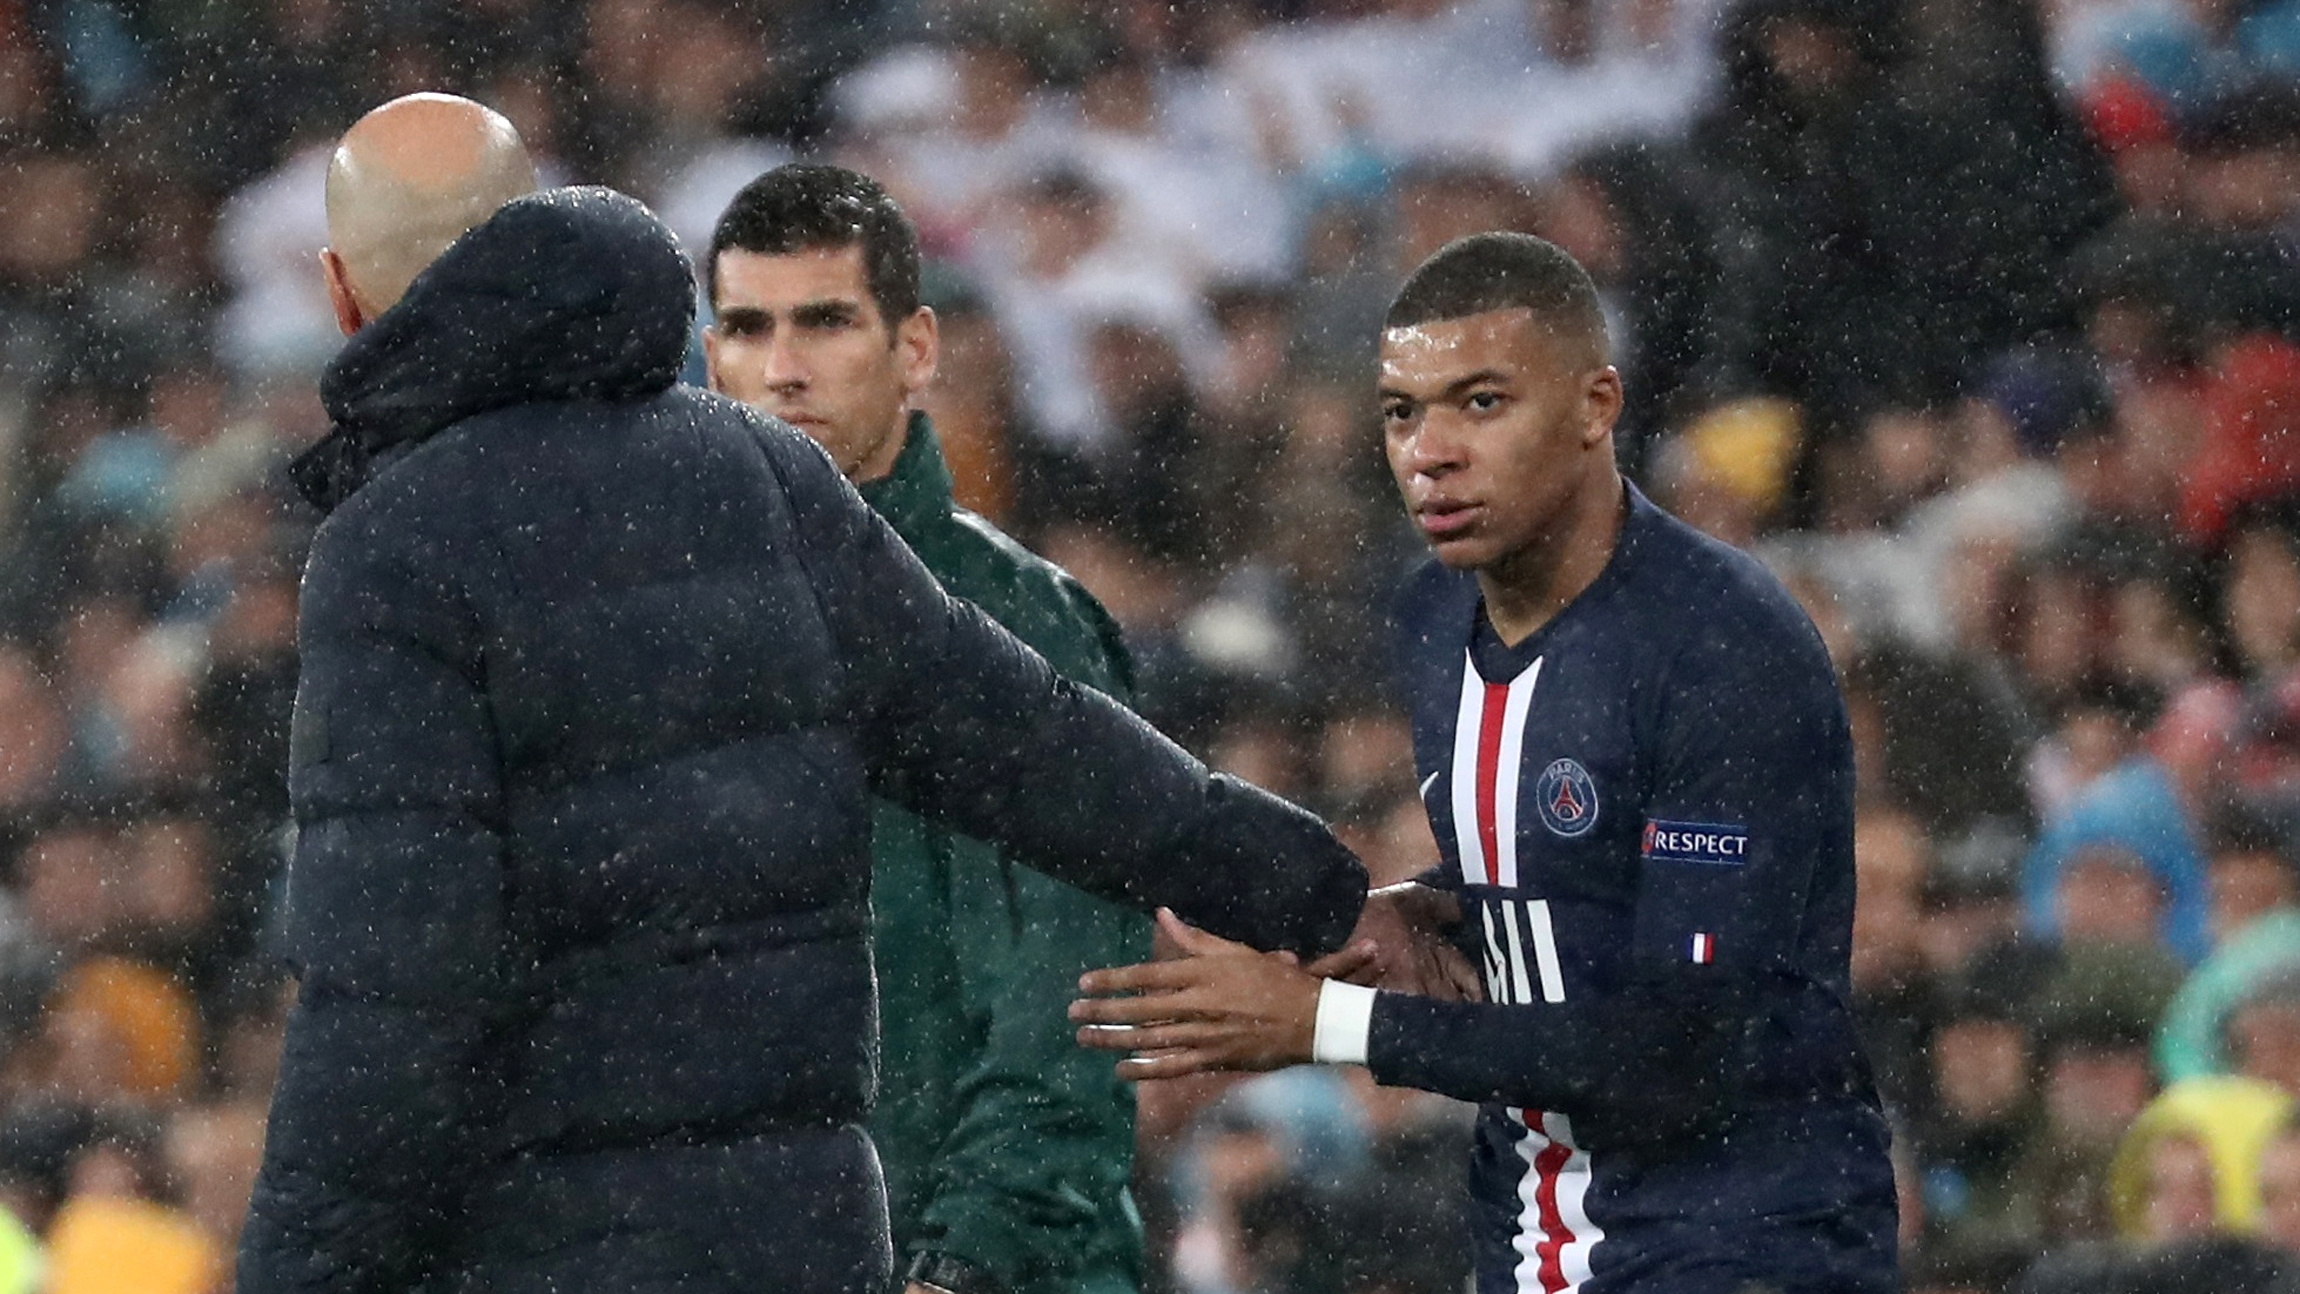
[0,0,2296,1289]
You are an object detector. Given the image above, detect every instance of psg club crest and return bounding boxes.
[1535,758,1599,837]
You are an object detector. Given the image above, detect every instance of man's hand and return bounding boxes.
[1070,909,1321,1081]
[1309,881,1481,1002]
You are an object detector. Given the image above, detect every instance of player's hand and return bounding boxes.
[1070,908,1321,1081]
[1310,881,1482,1002]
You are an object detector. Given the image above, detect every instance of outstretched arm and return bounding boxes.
[760,423,1367,957]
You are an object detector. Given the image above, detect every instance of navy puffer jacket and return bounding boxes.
[238,188,1365,1294]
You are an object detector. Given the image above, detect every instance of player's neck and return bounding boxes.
[1477,474,1626,648]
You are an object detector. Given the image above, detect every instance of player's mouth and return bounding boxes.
[1415,500,1481,539]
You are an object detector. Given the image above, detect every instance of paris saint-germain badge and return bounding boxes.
[1535,758,1599,837]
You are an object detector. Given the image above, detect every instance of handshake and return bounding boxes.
[1067,881,1482,1082]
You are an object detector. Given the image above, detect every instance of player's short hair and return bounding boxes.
[707,163,921,326]
[1385,232,1609,359]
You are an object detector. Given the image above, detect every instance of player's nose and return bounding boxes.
[760,334,809,388]
[1405,421,1469,476]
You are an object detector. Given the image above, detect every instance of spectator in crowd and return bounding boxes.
[2254,1111,2300,1251]
[2159,807,2300,1080]
[2107,1075,2290,1241]
[2023,695,2226,964]
[2012,978,2163,1242]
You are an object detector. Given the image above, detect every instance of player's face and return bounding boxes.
[1379,308,1620,572]
[706,243,937,483]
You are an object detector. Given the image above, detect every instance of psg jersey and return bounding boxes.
[1374,485,1897,1294]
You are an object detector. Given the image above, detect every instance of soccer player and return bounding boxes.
[1071,233,1897,1293]
[704,164,1147,1294]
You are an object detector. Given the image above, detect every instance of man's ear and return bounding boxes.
[896,306,940,404]
[701,325,724,393]
[1582,364,1624,448]
[320,249,365,337]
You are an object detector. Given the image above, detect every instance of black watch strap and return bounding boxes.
[905,1250,1004,1294]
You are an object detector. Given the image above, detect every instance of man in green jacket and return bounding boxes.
[705,164,1148,1294]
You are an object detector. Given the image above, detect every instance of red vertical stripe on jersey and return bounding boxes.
[1475,680,1509,884]
[1531,1114,1575,1293]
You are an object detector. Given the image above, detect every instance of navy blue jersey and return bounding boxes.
[1378,485,1897,1294]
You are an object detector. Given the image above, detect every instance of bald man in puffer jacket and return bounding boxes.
[237,95,1368,1294]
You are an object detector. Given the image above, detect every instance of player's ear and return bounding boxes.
[702,325,725,393]
[320,249,365,336]
[897,305,939,401]
[1581,365,1624,447]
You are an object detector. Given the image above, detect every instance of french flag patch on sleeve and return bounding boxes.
[1689,932,1716,964]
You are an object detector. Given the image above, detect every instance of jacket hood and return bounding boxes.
[2018,757,2213,966]
[292,185,695,512]
[2108,1076,2290,1238]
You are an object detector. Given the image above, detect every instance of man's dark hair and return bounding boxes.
[1384,232,1608,356]
[706,163,921,325]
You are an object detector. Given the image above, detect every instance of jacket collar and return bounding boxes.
[857,411,954,537]
[288,186,696,515]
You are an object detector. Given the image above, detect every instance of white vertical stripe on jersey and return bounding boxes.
[1501,897,1536,1007]
[1527,898,1567,1004]
[1507,1106,1551,1293]
[1491,658,1542,887]
[1548,1112,1604,1290]
[1450,652,1489,886]
[1508,1109,1605,1294]
[1481,902,1508,1002]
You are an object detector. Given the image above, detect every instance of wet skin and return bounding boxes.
[705,242,936,484]
[1378,307,1624,646]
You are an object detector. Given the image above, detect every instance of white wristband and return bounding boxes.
[1312,980,1378,1065]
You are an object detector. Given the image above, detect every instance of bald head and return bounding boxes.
[324,93,537,319]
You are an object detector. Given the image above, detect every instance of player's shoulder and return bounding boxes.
[946,508,1132,685]
[1621,490,1835,696]
[945,508,1084,615]
[947,507,1048,576]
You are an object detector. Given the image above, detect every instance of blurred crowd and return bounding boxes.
[0,0,2296,1290]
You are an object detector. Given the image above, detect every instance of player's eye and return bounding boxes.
[797,306,860,331]
[1465,391,1504,413]
[1382,402,1413,425]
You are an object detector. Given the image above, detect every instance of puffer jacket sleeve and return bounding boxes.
[764,429,1367,958]
[239,497,510,1294]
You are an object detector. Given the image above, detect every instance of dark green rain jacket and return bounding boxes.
[861,414,1148,1294]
